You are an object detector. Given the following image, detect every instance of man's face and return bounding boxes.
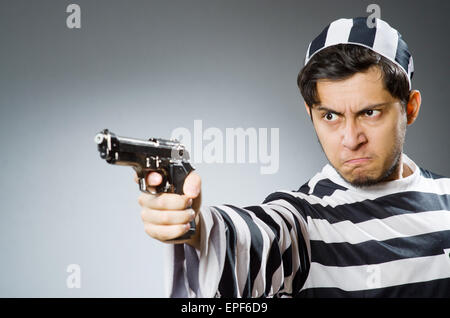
[306,66,408,187]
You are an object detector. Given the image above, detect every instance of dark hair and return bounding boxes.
[297,44,410,110]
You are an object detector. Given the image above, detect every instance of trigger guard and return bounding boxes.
[138,177,159,195]
[138,177,170,195]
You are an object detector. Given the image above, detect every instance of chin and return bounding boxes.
[337,167,376,187]
[340,160,401,188]
[347,176,384,188]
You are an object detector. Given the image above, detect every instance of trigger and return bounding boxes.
[138,177,158,195]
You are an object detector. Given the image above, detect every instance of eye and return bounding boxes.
[323,112,339,122]
[364,109,381,117]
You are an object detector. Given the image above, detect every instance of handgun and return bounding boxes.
[94,128,196,240]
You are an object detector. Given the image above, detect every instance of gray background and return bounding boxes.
[0,0,448,297]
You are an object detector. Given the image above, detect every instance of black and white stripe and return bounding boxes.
[305,17,414,89]
[166,154,450,297]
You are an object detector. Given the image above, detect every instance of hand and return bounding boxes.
[136,171,202,249]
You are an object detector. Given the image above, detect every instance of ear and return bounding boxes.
[406,90,421,125]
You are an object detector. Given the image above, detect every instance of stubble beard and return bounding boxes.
[317,128,406,188]
[342,147,403,188]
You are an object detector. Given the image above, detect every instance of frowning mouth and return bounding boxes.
[344,157,371,165]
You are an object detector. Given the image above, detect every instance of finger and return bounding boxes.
[134,173,157,193]
[183,171,202,198]
[138,193,157,207]
[141,207,195,225]
[144,222,191,242]
[146,171,163,186]
[138,192,191,210]
[191,191,201,212]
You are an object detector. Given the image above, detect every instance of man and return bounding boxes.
[137,17,450,297]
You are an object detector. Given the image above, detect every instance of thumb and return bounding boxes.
[183,171,201,198]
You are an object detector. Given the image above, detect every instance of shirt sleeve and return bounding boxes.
[165,192,311,298]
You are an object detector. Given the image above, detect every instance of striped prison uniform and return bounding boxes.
[166,153,450,297]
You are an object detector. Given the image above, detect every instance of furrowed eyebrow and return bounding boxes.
[314,102,390,115]
[356,102,390,114]
[314,106,342,116]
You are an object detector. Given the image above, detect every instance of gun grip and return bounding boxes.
[170,161,195,195]
[169,161,196,240]
[138,162,196,241]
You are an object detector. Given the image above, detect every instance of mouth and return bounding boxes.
[344,157,372,165]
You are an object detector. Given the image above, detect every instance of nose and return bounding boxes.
[341,119,367,150]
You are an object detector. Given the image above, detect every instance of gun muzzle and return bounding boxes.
[94,129,115,161]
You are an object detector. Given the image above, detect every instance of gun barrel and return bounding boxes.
[94,133,104,145]
[94,129,190,164]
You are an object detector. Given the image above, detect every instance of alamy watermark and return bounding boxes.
[65,3,381,31]
[366,4,381,28]
[366,264,381,289]
[171,120,279,175]
[66,4,81,29]
[66,264,81,289]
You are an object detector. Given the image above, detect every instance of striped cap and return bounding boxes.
[305,17,414,89]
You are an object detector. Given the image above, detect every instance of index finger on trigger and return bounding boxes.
[139,192,191,211]
[146,171,163,186]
